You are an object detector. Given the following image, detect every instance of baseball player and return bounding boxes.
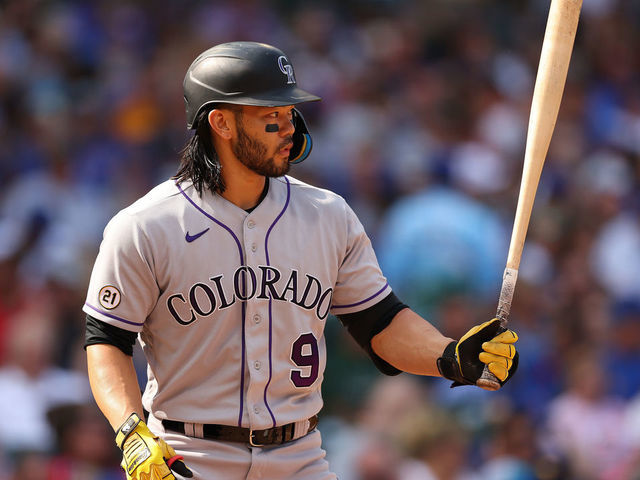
[84,41,519,480]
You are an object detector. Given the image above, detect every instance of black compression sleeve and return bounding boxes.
[337,292,408,376]
[84,314,138,356]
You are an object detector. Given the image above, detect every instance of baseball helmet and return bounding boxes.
[183,41,320,164]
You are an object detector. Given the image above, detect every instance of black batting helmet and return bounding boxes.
[183,41,320,163]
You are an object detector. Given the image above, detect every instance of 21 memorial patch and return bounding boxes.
[99,285,122,310]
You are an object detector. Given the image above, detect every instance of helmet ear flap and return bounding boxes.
[289,108,313,164]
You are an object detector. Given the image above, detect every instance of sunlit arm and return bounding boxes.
[87,343,145,431]
[371,308,453,376]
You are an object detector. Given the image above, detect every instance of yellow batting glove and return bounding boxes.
[479,329,518,381]
[116,413,193,480]
[437,318,519,388]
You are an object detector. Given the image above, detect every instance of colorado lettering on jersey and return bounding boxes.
[167,266,333,325]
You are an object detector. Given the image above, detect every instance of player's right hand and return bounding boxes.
[116,413,193,480]
[437,318,519,388]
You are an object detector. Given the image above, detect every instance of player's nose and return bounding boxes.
[280,116,295,136]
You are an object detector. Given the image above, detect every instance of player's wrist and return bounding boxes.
[115,412,144,449]
[436,340,469,385]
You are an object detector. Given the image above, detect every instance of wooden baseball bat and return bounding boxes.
[476,0,582,391]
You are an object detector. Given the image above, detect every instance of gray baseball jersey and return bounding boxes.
[83,175,390,430]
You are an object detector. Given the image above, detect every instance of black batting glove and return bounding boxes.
[437,318,519,388]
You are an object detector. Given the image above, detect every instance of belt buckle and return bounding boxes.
[249,429,264,447]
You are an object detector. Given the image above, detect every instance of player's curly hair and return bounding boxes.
[173,108,225,194]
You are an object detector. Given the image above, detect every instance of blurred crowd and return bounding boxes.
[1,0,640,479]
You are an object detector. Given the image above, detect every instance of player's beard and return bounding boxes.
[232,123,291,178]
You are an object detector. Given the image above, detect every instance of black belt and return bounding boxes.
[161,415,319,447]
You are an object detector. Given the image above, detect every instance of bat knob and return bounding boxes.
[477,365,501,391]
[476,378,501,391]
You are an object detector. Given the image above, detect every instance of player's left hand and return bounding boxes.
[116,413,193,480]
[437,318,518,389]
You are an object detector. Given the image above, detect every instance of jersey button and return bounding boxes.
[253,314,261,324]
[251,243,257,252]
[253,406,260,414]
[247,220,256,229]
[254,361,261,370]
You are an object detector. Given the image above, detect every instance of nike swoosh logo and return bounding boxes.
[185,228,210,243]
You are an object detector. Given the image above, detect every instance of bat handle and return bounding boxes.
[476,268,518,391]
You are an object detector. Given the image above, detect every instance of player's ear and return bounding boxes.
[208,109,234,140]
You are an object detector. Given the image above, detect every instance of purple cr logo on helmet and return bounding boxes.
[277,56,296,85]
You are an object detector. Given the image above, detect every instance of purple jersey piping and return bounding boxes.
[331,282,390,309]
[176,183,247,428]
[84,302,145,327]
[263,177,291,428]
